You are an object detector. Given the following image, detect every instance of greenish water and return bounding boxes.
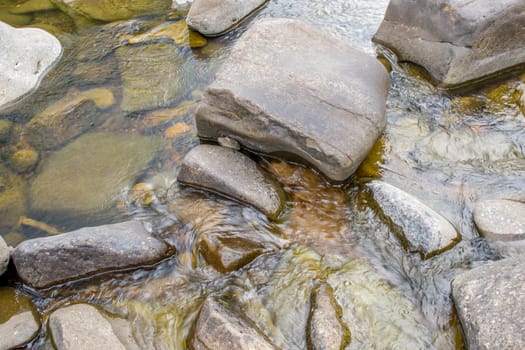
[1,0,524,348]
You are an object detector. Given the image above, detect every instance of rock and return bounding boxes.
[473,199,525,241]
[116,43,189,112]
[72,57,119,85]
[190,297,277,350]
[0,236,9,276]
[307,283,350,350]
[373,0,525,88]
[49,304,134,350]
[12,220,170,288]
[187,0,268,36]
[367,181,460,259]
[0,11,32,27]
[10,149,38,173]
[195,18,390,182]
[0,165,26,234]
[178,145,285,220]
[25,88,116,150]
[199,230,278,273]
[2,232,25,247]
[29,132,158,219]
[0,120,12,142]
[29,10,76,34]
[0,21,62,109]
[452,256,525,350]
[50,0,171,22]
[0,287,35,324]
[0,311,39,350]
[125,20,207,48]
[9,0,57,14]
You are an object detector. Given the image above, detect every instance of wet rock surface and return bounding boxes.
[307,283,350,350]
[178,145,285,220]
[0,21,62,109]
[367,181,460,258]
[190,297,277,350]
[187,0,268,36]
[0,236,8,277]
[49,304,135,350]
[0,311,39,350]
[373,0,525,87]
[29,132,158,219]
[473,199,525,241]
[195,18,390,182]
[452,256,525,350]
[12,220,170,288]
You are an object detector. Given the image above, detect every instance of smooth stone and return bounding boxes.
[473,199,525,241]
[0,165,26,234]
[0,236,9,276]
[9,0,56,14]
[10,149,38,173]
[49,304,133,350]
[178,145,284,220]
[116,43,189,112]
[50,0,170,22]
[0,311,39,350]
[195,18,390,182]
[125,20,207,48]
[0,21,62,109]
[190,297,277,350]
[307,283,350,350]
[373,0,525,88]
[29,132,158,218]
[72,58,119,85]
[452,256,525,350]
[25,87,116,149]
[187,0,268,36]
[367,181,460,259]
[12,220,170,288]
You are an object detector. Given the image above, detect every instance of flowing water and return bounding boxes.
[1,0,525,348]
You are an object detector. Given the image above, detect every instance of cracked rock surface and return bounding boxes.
[373,0,525,87]
[195,18,390,182]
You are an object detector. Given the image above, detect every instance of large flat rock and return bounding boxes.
[178,145,284,220]
[452,256,525,350]
[187,0,268,36]
[473,199,525,241]
[12,220,170,288]
[367,181,460,259]
[0,21,62,109]
[373,0,525,88]
[195,18,390,182]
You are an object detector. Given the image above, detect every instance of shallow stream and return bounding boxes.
[1,0,525,348]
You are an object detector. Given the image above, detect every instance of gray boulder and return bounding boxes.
[473,199,525,241]
[0,21,62,109]
[307,283,350,350]
[190,297,277,350]
[452,256,525,350]
[0,236,9,277]
[373,0,525,88]
[367,181,460,259]
[178,145,284,219]
[0,311,39,350]
[12,220,170,288]
[195,18,390,182]
[49,304,136,350]
[187,0,268,36]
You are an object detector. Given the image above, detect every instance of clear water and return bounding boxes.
[1,0,524,348]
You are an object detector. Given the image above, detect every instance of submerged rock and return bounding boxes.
[12,220,170,288]
[125,20,207,48]
[29,132,158,219]
[195,18,390,182]
[187,0,268,36]
[0,236,9,276]
[452,256,525,350]
[373,0,525,88]
[49,304,137,350]
[10,149,39,173]
[9,0,56,14]
[0,311,39,350]
[116,43,189,112]
[473,199,525,241]
[0,21,62,109]
[367,181,460,259]
[0,165,26,234]
[307,283,350,350]
[178,145,284,220]
[190,297,277,350]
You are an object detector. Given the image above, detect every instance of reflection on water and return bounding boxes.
[0,0,524,348]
